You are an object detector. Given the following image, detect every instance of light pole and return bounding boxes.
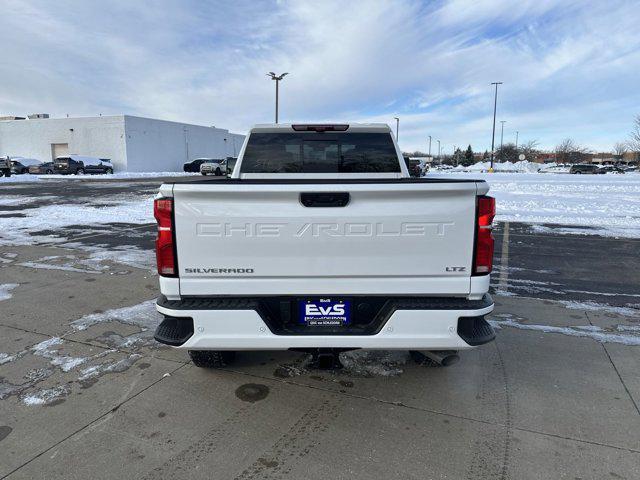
[428,135,432,157]
[490,82,503,170]
[515,130,519,150]
[394,117,400,142]
[437,140,441,160]
[499,120,506,161]
[267,72,288,123]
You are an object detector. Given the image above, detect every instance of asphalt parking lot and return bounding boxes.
[1,177,639,479]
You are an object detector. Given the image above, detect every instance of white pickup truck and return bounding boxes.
[153,123,496,368]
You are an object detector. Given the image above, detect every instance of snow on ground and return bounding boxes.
[489,315,640,346]
[22,386,70,406]
[432,172,640,238]
[0,195,56,206]
[62,242,155,270]
[559,300,640,318]
[31,337,89,372]
[0,196,154,245]
[71,299,160,333]
[0,283,19,301]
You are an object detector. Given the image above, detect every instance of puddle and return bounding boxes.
[235,383,270,403]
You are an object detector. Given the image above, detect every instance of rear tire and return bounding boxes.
[45,169,53,174]
[215,167,221,176]
[188,350,236,368]
[76,168,85,175]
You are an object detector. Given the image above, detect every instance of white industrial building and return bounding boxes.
[0,115,245,172]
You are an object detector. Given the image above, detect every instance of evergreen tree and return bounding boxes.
[462,145,474,166]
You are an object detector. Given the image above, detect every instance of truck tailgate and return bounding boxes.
[172,181,482,296]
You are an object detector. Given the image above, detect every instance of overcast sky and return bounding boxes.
[2,0,639,153]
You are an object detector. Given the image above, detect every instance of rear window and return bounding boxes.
[240,132,401,173]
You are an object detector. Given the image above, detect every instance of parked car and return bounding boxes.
[598,165,625,174]
[28,162,55,174]
[200,159,227,176]
[184,158,215,173]
[84,158,114,174]
[153,123,496,369]
[538,164,570,174]
[0,156,11,177]
[10,157,41,174]
[569,164,605,174]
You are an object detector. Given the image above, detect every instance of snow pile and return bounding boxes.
[450,160,543,173]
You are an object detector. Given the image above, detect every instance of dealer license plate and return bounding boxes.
[299,298,351,326]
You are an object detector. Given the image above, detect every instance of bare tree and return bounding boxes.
[613,142,628,156]
[495,143,519,163]
[519,139,540,161]
[555,138,588,164]
[629,115,640,152]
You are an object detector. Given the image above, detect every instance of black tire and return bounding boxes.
[201,172,207,176]
[215,167,221,176]
[76,168,85,175]
[45,169,53,174]
[574,171,581,174]
[188,350,236,368]
[106,168,113,174]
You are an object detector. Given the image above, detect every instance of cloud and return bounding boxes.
[1,0,639,152]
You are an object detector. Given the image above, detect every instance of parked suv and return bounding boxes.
[200,159,227,176]
[54,156,85,175]
[0,156,11,177]
[569,164,605,174]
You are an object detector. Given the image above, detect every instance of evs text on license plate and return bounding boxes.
[299,299,351,326]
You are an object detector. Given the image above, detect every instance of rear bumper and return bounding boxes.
[155,295,495,351]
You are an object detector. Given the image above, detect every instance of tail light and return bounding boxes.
[154,198,177,277]
[473,195,496,275]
